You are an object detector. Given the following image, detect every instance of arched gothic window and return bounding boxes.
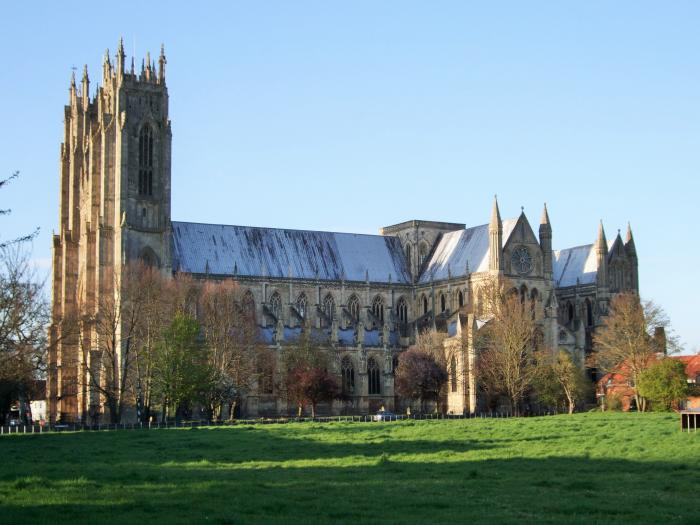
[138,124,154,196]
[269,291,282,320]
[296,293,307,319]
[458,290,464,308]
[450,355,457,393]
[530,289,539,320]
[440,293,446,313]
[405,244,412,266]
[519,285,528,305]
[367,357,381,395]
[418,242,429,267]
[341,356,355,395]
[372,295,384,325]
[322,293,335,327]
[567,302,574,324]
[396,297,408,324]
[585,299,593,327]
[422,295,429,315]
[348,295,360,323]
[243,290,256,321]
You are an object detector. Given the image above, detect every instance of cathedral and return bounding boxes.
[48,42,639,422]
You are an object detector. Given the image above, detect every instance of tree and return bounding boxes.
[199,280,261,420]
[279,330,339,417]
[591,293,679,412]
[0,247,49,424]
[534,350,590,414]
[637,358,688,411]
[394,349,447,412]
[77,262,151,423]
[131,264,169,422]
[151,312,211,421]
[1,171,39,249]
[476,278,539,415]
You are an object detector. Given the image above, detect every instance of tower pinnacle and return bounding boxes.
[158,44,167,83]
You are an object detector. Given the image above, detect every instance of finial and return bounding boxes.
[82,64,89,81]
[626,222,634,243]
[118,37,125,55]
[596,220,607,250]
[158,43,167,83]
[131,56,135,74]
[521,205,524,213]
[540,203,551,226]
[490,194,502,228]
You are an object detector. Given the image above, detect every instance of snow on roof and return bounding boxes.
[418,219,517,283]
[171,221,412,284]
[553,244,598,287]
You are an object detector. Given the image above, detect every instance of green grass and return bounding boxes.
[0,413,698,524]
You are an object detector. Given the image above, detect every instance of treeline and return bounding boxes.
[57,263,272,423]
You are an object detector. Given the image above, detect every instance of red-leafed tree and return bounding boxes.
[285,366,340,418]
[394,349,447,412]
[280,329,340,417]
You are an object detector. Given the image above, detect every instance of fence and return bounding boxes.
[0,410,563,436]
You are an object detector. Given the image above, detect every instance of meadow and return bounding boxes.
[0,412,698,524]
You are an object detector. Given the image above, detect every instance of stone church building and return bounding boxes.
[48,42,639,422]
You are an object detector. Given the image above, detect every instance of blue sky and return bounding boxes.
[1,2,698,352]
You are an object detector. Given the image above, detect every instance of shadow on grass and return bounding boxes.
[1,424,698,524]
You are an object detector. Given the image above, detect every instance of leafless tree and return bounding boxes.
[0,246,49,423]
[590,292,680,412]
[199,280,262,420]
[475,278,539,415]
[1,171,39,249]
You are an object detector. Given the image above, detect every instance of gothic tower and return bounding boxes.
[48,40,172,423]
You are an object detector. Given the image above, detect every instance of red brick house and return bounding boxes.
[597,352,700,411]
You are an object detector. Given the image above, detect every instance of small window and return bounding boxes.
[269,291,282,319]
[322,294,335,327]
[341,356,355,395]
[422,295,428,315]
[458,290,464,308]
[450,355,457,393]
[368,357,381,395]
[348,295,360,323]
[372,295,384,325]
[396,297,408,324]
[138,125,154,196]
[440,294,446,313]
[243,291,256,320]
[586,299,593,327]
[296,293,307,318]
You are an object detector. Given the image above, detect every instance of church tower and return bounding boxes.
[48,40,172,423]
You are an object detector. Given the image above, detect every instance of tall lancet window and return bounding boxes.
[138,125,154,196]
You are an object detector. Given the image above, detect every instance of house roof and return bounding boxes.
[553,244,598,287]
[171,221,412,284]
[418,219,518,283]
[671,354,700,379]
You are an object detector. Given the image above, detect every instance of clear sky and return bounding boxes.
[1,2,698,353]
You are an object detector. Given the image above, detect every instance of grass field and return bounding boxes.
[0,413,698,524]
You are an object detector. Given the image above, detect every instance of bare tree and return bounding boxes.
[590,292,679,412]
[394,348,447,413]
[131,264,169,422]
[1,171,39,249]
[78,262,151,423]
[199,280,261,420]
[0,247,48,424]
[475,278,538,415]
